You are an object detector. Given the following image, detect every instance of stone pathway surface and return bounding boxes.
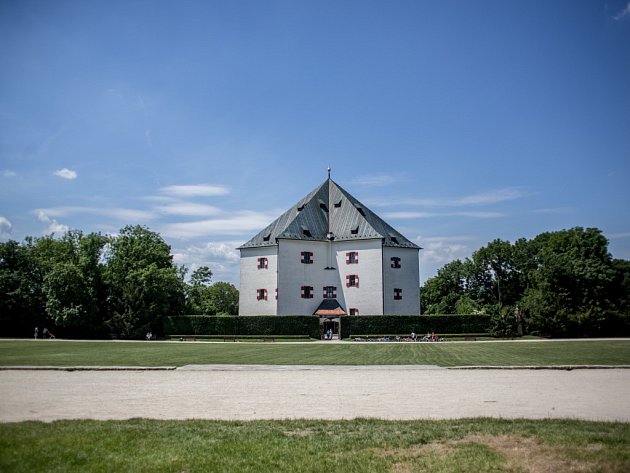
[1,366,629,422]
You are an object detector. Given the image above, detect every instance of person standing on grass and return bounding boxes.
[34,327,38,339]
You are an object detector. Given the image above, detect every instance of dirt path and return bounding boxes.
[1,366,628,422]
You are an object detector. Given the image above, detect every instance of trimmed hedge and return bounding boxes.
[163,315,321,339]
[340,315,491,339]
[164,314,490,340]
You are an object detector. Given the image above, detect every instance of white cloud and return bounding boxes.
[36,206,156,222]
[383,211,504,219]
[369,187,528,208]
[383,211,437,219]
[351,173,397,187]
[160,211,278,238]
[0,217,12,240]
[172,241,241,285]
[53,168,78,180]
[156,202,222,216]
[614,2,630,20]
[609,232,630,239]
[160,184,229,197]
[2,170,17,177]
[37,210,69,235]
[532,207,575,215]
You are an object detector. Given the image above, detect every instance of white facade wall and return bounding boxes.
[277,240,334,315]
[334,239,384,315]
[383,246,420,315]
[238,246,278,315]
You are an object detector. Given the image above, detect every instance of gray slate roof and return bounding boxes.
[238,179,420,250]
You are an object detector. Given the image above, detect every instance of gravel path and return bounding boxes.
[1,366,629,422]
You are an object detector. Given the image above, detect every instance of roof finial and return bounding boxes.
[327,165,331,179]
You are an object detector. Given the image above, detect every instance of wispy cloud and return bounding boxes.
[36,206,156,222]
[37,210,69,235]
[0,216,12,240]
[2,170,17,178]
[155,202,222,216]
[370,187,528,208]
[53,168,78,180]
[384,211,505,219]
[351,173,398,187]
[160,184,229,197]
[614,2,630,20]
[532,207,575,215]
[609,232,630,239]
[160,211,279,238]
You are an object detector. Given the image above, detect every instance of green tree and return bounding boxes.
[207,281,239,315]
[105,226,185,338]
[41,231,108,337]
[186,266,215,314]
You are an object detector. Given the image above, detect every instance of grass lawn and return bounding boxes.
[1,418,628,472]
[1,339,630,367]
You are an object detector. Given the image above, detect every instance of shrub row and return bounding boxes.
[340,315,491,339]
[163,314,490,340]
[163,315,321,339]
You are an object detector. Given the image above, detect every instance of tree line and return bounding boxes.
[0,225,239,339]
[420,227,630,337]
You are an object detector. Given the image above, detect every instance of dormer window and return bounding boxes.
[334,199,342,208]
[301,226,312,237]
[262,233,271,242]
[390,236,399,245]
[351,225,359,235]
[297,204,305,212]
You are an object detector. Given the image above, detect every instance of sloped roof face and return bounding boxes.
[239,179,419,249]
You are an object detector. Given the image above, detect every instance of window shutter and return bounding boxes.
[356,275,359,287]
[346,252,350,264]
[355,252,359,264]
[346,275,350,287]
[301,286,305,298]
[264,258,268,269]
[264,289,268,301]
[332,287,337,298]
[275,288,278,300]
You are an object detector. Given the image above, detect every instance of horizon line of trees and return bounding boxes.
[420,227,630,337]
[0,225,239,339]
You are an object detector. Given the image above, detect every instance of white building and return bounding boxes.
[238,177,421,327]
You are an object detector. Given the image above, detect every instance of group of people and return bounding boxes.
[33,327,55,339]
[323,328,334,340]
[145,331,154,341]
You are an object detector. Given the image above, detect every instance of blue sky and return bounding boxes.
[1,0,629,285]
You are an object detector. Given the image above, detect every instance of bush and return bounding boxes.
[341,315,491,339]
[163,315,320,339]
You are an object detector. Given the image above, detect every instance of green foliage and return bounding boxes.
[421,227,629,337]
[185,267,239,315]
[163,315,320,339]
[342,315,491,338]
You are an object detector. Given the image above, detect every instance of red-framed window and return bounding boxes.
[301,251,314,264]
[323,286,337,298]
[257,289,268,301]
[349,308,359,315]
[391,257,401,269]
[394,288,403,300]
[257,257,268,269]
[301,286,314,298]
[346,274,359,287]
[346,251,359,264]
[275,288,278,300]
